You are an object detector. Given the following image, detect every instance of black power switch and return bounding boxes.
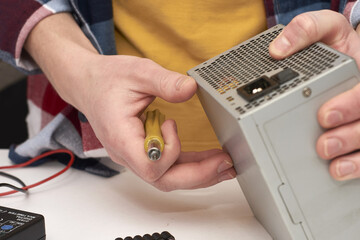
[271,68,299,84]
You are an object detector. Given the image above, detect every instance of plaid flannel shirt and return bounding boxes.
[0,0,359,175]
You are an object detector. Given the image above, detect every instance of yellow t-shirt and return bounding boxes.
[112,1,267,151]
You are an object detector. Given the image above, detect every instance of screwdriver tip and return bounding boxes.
[148,148,161,161]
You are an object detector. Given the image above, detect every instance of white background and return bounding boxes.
[0,150,271,239]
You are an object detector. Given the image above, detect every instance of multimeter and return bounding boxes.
[0,206,45,240]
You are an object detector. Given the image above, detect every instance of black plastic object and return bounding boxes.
[151,233,162,239]
[237,76,279,101]
[143,234,153,240]
[160,231,174,240]
[0,206,45,240]
[116,231,175,240]
[271,68,299,84]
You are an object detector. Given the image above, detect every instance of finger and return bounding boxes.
[317,120,360,160]
[152,151,235,191]
[128,118,182,183]
[176,149,224,164]
[269,10,360,62]
[128,57,197,103]
[318,83,360,129]
[158,119,181,167]
[191,168,237,189]
[106,117,180,185]
[328,151,360,181]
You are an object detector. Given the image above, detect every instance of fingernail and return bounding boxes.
[218,172,236,182]
[272,33,291,55]
[324,138,342,158]
[324,110,343,127]
[175,77,190,90]
[336,160,356,177]
[217,159,233,173]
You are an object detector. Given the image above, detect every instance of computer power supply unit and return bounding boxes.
[187,25,360,240]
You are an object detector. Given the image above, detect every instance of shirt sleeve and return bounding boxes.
[343,0,360,28]
[0,0,72,74]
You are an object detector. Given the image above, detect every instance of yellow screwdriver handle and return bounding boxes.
[144,109,165,161]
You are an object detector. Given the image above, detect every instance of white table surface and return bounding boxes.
[0,150,271,240]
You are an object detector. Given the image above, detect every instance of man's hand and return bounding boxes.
[269,10,360,180]
[25,13,236,191]
[83,55,236,191]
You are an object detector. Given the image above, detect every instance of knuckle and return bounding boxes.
[134,58,175,97]
[132,57,150,65]
[141,166,163,183]
[354,123,360,146]
[159,73,172,94]
[153,181,173,192]
[291,13,318,39]
[132,58,158,79]
[138,57,155,68]
[159,74,184,99]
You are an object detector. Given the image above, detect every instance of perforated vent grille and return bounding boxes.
[193,27,340,114]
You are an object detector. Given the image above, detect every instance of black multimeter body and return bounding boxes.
[0,206,45,240]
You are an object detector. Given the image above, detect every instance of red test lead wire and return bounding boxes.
[0,149,75,197]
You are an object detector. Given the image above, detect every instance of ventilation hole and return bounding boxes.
[192,25,341,110]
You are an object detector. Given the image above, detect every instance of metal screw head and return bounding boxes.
[303,87,312,98]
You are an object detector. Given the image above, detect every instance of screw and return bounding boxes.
[303,87,312,98]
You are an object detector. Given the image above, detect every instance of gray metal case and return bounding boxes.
[187,25,360,240]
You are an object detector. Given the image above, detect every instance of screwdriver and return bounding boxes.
[144,109,165,161]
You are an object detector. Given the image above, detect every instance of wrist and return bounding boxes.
[53,51,101,113]
[24,12,99,112]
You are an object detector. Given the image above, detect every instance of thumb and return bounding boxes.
[139,59,197,103]
[269,10,358,60]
